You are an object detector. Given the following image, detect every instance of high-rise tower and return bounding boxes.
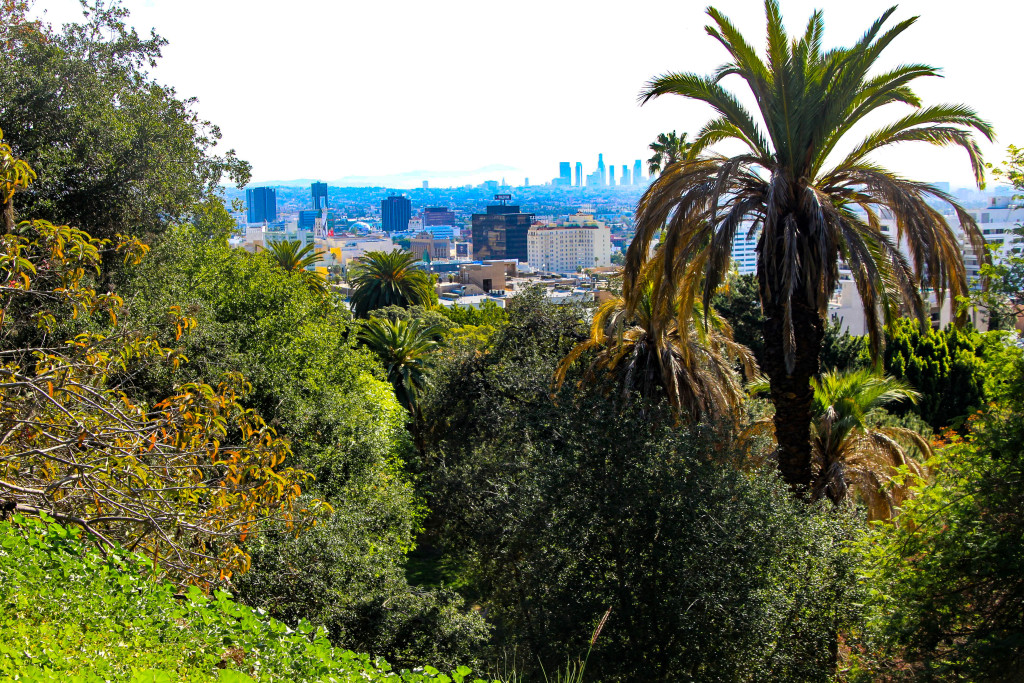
[245,187,277,224]
[311,182,328,210]
[609,165,615,186]
[633,160,643,185]
[621,164,630,186]
[574,162,582,187]
[597,154,606,186]
[381,196,411,233]
[558,162,571,186]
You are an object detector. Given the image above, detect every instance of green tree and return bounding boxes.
[628,1,990,494]
[646,130,691,177]
[857,355,1024,680]
[712,272,767,367]
[756,370,930,517]
[265,239,327,294]
[349,250,435,318]
[421,291,863,681]
[358,317,443,414]
[0,1,249,242]
[882,317,985,430]
[555,268,755,420]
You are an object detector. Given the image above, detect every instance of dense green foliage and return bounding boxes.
[628,0,990,495]
[882,318,987,430]
[117,223,487,664]
[855,352,1024,680]
[0,2,248,241]
[0,516,493,682]
[420,292,864,681]
[349,250,436,318]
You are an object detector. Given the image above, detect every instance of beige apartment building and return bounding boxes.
[527,212,612,274]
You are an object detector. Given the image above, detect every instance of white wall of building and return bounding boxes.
[528,217,611,274]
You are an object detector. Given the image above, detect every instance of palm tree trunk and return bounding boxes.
[760,294,823,496]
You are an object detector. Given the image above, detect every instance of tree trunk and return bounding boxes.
[760,293,823,496]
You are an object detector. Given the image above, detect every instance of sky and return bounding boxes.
[29,0,1024,188]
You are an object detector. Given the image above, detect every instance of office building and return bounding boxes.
[621,165,630,186]
[381,196,412,233]
[575,162,582,187]
[597,154,606,186]
[609,165,616,186]
[245,187,277,224]
[471,200,534,262]
[558,162,571,186]
[298,210,319,230]
[311,182,328,210]
[410,232,455,261]
[423,207,455,227]
[633,160,643,185]
[528,212,612,274]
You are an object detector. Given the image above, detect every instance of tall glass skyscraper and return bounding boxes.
[311,182,328,210]
[245,187,277,224]
[575,162,583,187]
[381,196,411,233]
[633,160,643,185]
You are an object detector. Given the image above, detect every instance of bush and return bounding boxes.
[0,516,494,682]
[421,292,864,681]
[235,498,491,672]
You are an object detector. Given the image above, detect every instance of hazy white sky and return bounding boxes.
[30,0,1024,188]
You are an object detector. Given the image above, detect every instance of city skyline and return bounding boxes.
[29,0,1024,188]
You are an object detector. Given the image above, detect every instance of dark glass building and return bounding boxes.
[298,210,319,230]
[311,182,328,210]
[381,196,411,233]
[423,207,455,226]
[245,187,277,223]
[471,204,534,262]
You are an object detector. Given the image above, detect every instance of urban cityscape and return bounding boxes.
[228,153,1021,335]
[4,0,1024,680]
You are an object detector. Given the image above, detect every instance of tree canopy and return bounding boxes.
[0,1,249,242]
[628,0,991,494]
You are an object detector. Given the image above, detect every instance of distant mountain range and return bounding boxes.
[249,164,522,189]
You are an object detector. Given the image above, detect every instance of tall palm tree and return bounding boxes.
[348,249,435,318]
[647,130,691,177]
[627,1,992,494]
[556,265,756,421]
[264,239,327,294]
[358,317,443,413]
[749,370,930,519]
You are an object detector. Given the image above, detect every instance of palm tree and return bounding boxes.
[749,370,930,519]
[348,249,435,318]
[556,265,756,421]
[647,131,691,177]
[627,1,991,494]
[264,239,327,294]
[358,317,443,413]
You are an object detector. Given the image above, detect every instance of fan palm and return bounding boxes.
[358,317,443,413]
[627,1,992,494]
[647,130,692,177]
[264,239,327,294]
[750,370,930,519]
[556,265,756,421]
[348,249,434,318]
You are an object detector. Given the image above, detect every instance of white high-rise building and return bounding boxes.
[528,212,612,274]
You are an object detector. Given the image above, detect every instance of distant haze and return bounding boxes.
[31,0,1024,189]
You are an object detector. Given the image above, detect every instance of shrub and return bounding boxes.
[0,516,495,682]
